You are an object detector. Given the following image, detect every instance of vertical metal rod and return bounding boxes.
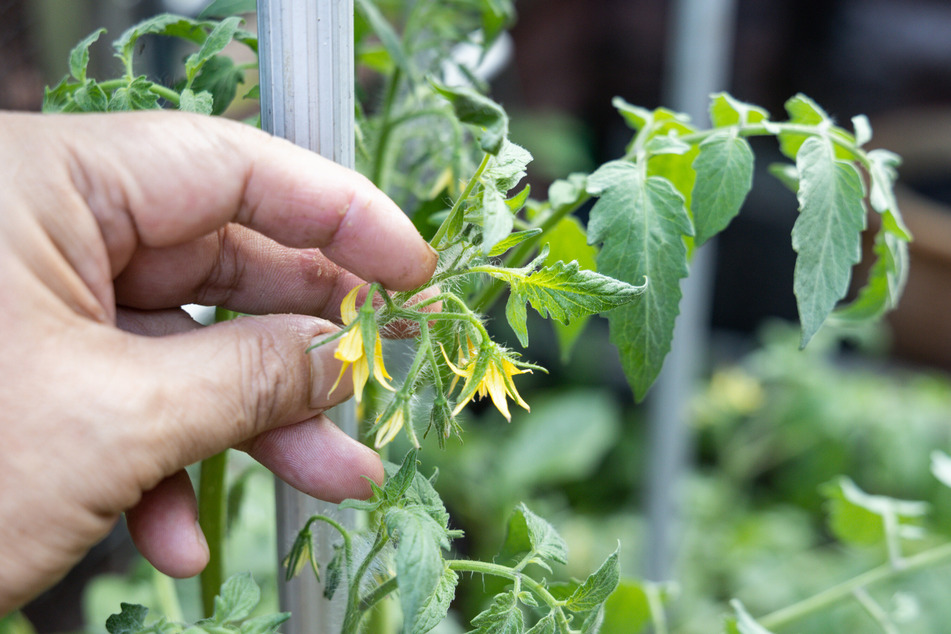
[644,0,737,582]
[258,1,356,632]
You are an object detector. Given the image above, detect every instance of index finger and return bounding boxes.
[51,111,437,291]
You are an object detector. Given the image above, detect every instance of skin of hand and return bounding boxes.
[0,111,438,614]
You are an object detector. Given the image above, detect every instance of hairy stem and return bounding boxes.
[431,153,492,249]
[759,541,951,630]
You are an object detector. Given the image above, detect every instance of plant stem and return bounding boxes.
[342,528,391,634]
[758,541,951,630]
[151,567,184,622]
[852,587,899,634]
[370,67,403,187]
[198,451,228,617]
[431,153,492,249]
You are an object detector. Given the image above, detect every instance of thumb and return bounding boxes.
[125,313,363,474]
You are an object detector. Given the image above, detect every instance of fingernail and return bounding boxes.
[309,332,351,409]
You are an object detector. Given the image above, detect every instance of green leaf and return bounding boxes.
[778,93,830,159]
[484,140,532,192]
[212,573,260,623]
[108,76,161,111]
[852,114,872,147]
[725,599,774,634]
[237,613,291,634]
[499,503,569,571]
[385,449,420,504]
[0,611,36,634]
[189,56,245,115]
[548,173,588,213]
[709,93,769,127]
[406,566,459,634]
[106,604,149,634]
[481,183,515,255]
[432,81,509,155]
[587,161,693,400]
[69,28,106,82]
[543,216,599,361]
[185,17,242,83]
[832,228,907,323]
[470,591,524,634]
[645,133,690,155]
[767,162,799,193]
[73,81,110,112]
[600,579,674,634]
[199,0,257,18]
[566,548,620,613]
[792,136,868,347]
[867,149,911,239]
[690,130,754,245]
[488,229,543,257]
[42,77,76,113]
[355,0,413,80]
[180,88,215,115]
[525,611,557,634]
[113,15,210,71]
[487,257,645,347]
[386,506,450,634]
[820,476,928,547]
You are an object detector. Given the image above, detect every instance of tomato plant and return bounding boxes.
[31,0,951,633]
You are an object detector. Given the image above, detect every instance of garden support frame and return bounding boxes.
[257,1,356,631]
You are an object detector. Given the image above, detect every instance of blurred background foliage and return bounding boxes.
[6,0,951,632]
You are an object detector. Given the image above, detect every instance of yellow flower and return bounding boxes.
[374,404,406,448]
[329,285,393,403]
[442,340,530,421]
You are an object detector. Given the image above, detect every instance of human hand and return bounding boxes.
[0,111,437,613]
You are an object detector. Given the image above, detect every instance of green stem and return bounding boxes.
[371,67,403,187]
[198,451,228,618]
[430,153,492,249]
[446,559,567,610]
[151,567,184,623]
[852,587,899,634]
[342,528,391,634]
[759,541,951,630]
[97,78,182,106]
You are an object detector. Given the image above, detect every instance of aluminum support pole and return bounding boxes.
[257,1,356,631]
[644,0,737,582]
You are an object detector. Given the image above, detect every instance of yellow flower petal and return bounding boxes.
[374,407,405,447]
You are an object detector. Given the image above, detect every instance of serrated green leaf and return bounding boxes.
[213,573,259,623]
[108,76,161,111]
[484,140,532,192]
[69,28,106,82]
[487,258,645,347]
[544,216,599,361]
[691,130,754,245]
[580,607,605,634]
[778,93,830,159]
[586,161,693,400]
[820,476,928,547]
[73,81,109,112]
[386,449,420,504]
[407,566,459,634]
[506,185,532,213]
[792,136,867,347]
[106,604,149,634]
[199,0,256,19]
[237,613,290,634]
[725,600,774,634]
[185,17,242,83]
[386,506,450,634]
[189,56,244,115]
[432,81,508,155]
[470,591,524,634]
[566,549,620,613]
[42,77,75,113]
[180,88,215,115]
[499,503,569,570]
[482,183,515,255]
[548,173,588,212]
[525,611,556,634]
[709,93,769,127]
